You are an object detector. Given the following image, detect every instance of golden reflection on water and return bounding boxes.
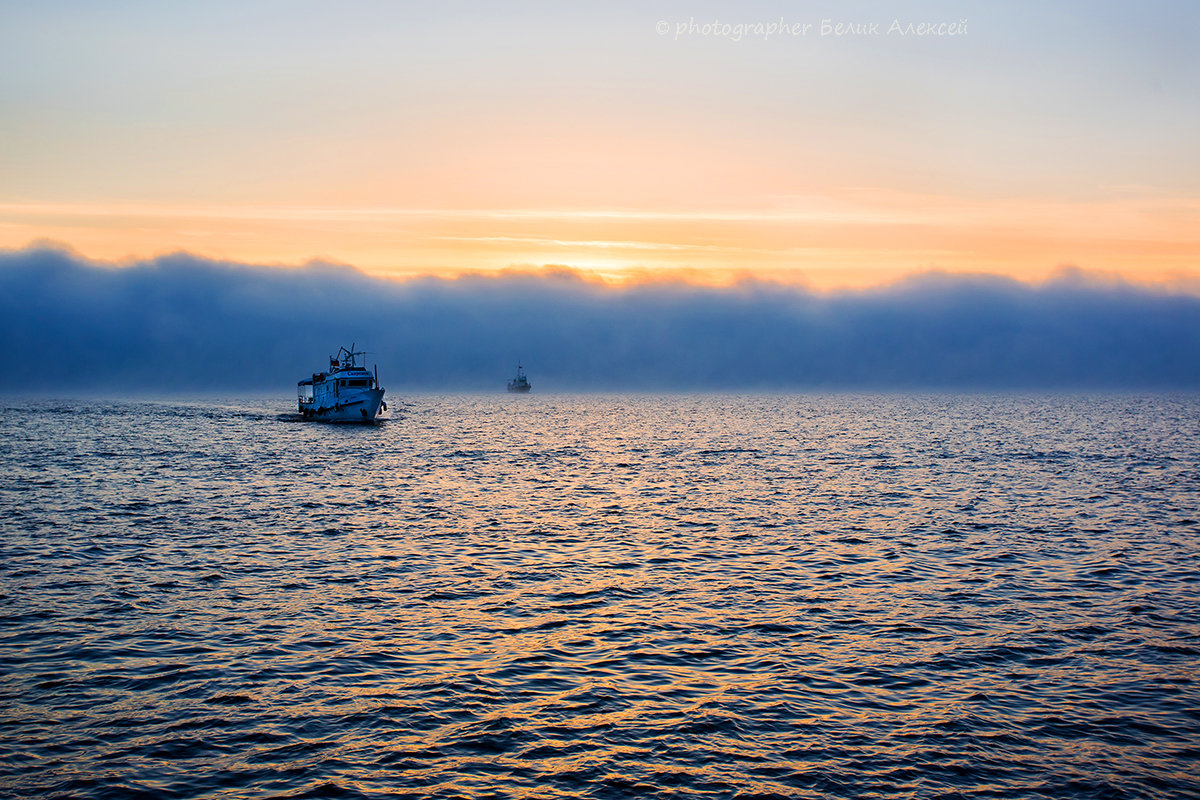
[2,394,1199,797]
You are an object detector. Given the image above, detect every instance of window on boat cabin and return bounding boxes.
[347,379,369,387]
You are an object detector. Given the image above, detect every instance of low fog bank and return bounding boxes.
[2,246,1198,391]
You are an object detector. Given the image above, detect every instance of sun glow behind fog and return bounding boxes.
[2,189,1198,290]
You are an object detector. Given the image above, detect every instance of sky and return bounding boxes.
[1,0,1198,289]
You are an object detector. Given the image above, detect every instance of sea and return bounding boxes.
[1,393,1198,800]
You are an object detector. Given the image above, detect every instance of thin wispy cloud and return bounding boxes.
[3,191,1195,290]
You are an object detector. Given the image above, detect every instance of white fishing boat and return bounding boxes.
[507,363,531,393]
[297,345,386,423]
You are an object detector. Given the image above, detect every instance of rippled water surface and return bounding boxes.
[2,394,1199,799]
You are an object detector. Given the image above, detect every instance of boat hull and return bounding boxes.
[300,388,386,423]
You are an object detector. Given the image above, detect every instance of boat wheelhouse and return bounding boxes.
[507,363,531,393]
[298,345,386,423]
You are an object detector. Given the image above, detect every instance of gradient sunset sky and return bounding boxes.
[1,0,1197,288]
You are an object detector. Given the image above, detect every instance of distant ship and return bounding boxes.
[298,345,386,422]
[507,363,532,393]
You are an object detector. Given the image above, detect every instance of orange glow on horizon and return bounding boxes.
[1,188,1197,291]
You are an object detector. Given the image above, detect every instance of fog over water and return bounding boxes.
[2,246,1198,392]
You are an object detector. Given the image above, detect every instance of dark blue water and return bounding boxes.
[2,394,1198,799]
